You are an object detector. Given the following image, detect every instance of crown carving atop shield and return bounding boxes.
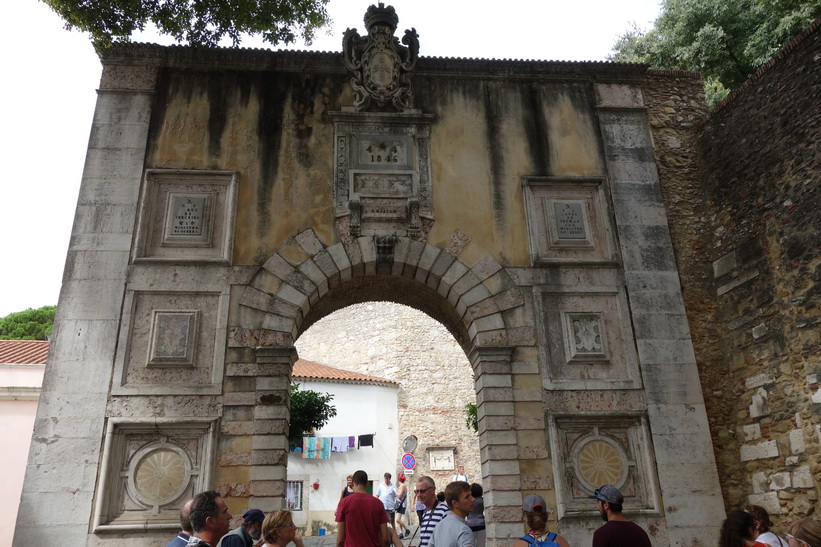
[342,3,419,112]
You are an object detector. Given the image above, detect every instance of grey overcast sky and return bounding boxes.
[0,0,660,318]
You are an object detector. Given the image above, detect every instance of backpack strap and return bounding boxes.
[547,532,557,542]
[520,536,537,545]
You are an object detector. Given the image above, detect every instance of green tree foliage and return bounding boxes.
[0,306,57,340]
[44,0,331,49]
[465,402,478,433]
[289,383,337,448]
[609,0,821,103]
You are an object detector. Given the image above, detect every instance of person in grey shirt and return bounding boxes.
[429,481,475,547]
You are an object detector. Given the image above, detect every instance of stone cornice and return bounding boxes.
[98,43,649,82]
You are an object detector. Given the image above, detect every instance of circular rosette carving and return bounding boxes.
[571,435,628,491]
[127,442,191,507]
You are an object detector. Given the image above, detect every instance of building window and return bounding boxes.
[286,481,303,511]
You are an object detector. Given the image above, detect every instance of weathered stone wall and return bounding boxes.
[295,302,481,487]
[15,33,726,546]
[655,21,821,520]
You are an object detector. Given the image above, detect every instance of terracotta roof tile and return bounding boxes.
[0,340,49,365]
[293,358,397,386]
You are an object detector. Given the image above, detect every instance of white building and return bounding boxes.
[1,340,47,547]
[287,358,399,535]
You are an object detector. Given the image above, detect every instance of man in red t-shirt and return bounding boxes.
[336,470,389,547]
[589,485,651,547]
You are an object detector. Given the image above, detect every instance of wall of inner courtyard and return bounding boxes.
[295,302,480,486]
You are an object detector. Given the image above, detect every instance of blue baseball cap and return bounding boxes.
[243,509,265,523]
[589,485,623,504]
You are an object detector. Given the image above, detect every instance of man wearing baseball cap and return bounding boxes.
[589,485,651,547]
[217,508,265,547]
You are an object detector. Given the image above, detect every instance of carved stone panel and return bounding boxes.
[342,3,419,112]
[112,290,229,395]
[535,285,641,389]
[548,413,661,518]
[133,169,239,263]
[428,447,455,471]
[331,112,434,240]
[92,418,217,533]
[523,177,618,264]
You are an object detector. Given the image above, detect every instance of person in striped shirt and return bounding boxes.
[415,476,449,547]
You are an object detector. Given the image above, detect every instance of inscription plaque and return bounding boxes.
[554,202,587,239]
[361,198,407,221]
[171,196,205,236]
[354,173,413,197]
[359,139,407,166]
[161,192,214,247]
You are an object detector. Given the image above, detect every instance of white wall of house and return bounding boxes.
[287,379,399,535]
[1,363,44,547]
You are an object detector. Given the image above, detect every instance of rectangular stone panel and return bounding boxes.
[535,286,641,390]
[92,418,218,533]
[112,289,229,395]
[547,413,661,518]
[133,169,238,263]
[523,177,619,265]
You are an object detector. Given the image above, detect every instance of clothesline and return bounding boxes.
[301,433,376,459]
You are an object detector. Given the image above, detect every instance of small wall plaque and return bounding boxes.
[147,311,199,367]
[554,202,587,240]
[167,194,209,239]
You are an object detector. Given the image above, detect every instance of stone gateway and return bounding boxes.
[14,5,820,547]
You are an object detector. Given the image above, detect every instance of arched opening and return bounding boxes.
[230,230,526,542]
[288,301,479,535]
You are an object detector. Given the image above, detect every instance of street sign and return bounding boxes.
[404,470,414,475]
[401,453,416,470]
[402,435,418,453]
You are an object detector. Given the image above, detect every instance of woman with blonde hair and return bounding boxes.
[787,518,821,547]
[261,509,304,547]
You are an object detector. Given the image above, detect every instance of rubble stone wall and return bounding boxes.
[651,21,821,521]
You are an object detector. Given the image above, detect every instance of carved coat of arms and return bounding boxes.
[343,3,419,112]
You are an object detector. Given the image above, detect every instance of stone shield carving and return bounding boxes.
[343,3,419,112]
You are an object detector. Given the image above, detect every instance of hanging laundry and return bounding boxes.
[318,437,332,459]
[348,436,356,448]
[302,436,319,459]
[358,434,374,448]
[303,437,332,459]
[332,437,349,453]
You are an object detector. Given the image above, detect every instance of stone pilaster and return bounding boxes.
[13,65,156,545]
[248,346,297,511]
[470,345,520,545]
[597,83,725,546]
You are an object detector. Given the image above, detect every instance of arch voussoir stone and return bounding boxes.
[326,243,353,281]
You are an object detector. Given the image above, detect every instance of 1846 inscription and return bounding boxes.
[358,138,408,167]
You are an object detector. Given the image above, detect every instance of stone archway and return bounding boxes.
[228,228,527,541]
